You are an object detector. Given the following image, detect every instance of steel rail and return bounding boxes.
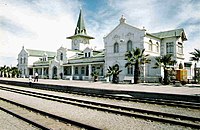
[0,86,200,129]
[0,97,101,130]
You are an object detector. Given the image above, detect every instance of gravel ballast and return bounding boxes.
[0,110,40,130]
[0,88,196,130]
[3,84,200,118]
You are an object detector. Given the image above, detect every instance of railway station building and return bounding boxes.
[18,9,190,82]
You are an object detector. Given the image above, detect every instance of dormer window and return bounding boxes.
[84,51,91,58]
[42,57,47,61]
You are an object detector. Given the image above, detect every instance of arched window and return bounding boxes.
[127,40,132,51]
[20,57,23,64]
[149,40,153,51]
[156,42,159,52]
[24,57,26,64]
[114,64,119,70]
[60,53,63,61]
[92,66,95,72]
[75,67,78,74]
[114,42,119,53]
[81,67,85,74]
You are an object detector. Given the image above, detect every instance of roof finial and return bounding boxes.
[120,15,126,23]
[142,26,146,31]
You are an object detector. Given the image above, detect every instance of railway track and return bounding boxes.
[70,92,200,109]
[3,81,199,109]
[0,85,200,129]
[0,97,100,130]
[0,80,199,109]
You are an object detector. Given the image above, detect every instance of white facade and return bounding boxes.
[18,12,189,82]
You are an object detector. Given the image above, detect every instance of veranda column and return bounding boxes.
[71,65,74,80]
[41,67,44,79]
[143,64,145,83]
[33,68,35,77]
[88,64,91,80]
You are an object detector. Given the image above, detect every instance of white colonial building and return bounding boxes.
[18,9,189,82]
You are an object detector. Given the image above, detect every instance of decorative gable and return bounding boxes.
[57,46,67,61]
[83,47,93,58]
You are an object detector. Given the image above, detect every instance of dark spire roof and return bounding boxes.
[67,9,94,39]
[75,9,86,35]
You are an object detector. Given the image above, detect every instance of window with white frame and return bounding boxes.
[166,42,174,54]
[177,42,183,54]
[20,57,23,64]
[156,42,159,52]
[60,53,63,61]
[127,66,133,75]
[114,42,119,53]
[127,40,132,51]
[149,40,153,51]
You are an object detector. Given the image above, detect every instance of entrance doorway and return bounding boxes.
[86,65,89,76]
[52,66,57,79]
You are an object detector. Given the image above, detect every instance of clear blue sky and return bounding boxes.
[0,0,200,66]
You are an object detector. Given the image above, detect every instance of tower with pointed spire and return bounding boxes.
[67,9,94,50]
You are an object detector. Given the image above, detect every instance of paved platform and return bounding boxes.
[0,77,200,96]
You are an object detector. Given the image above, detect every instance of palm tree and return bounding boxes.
[6,66,11,78]
[91,71,99,82]
[125,47,150,84]
[0,66,4,77]
[190,49,200,63]
[153,54,176,85]
[106,64,122,83]
[11,67,20,78]
[190,48,200,83]
[1,65,7,77]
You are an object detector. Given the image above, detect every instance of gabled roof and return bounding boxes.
[104,22,143,39]
[145,33,161,39]
[151,28,187,41]
[26,49,56,57]
[69,49,104,60]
